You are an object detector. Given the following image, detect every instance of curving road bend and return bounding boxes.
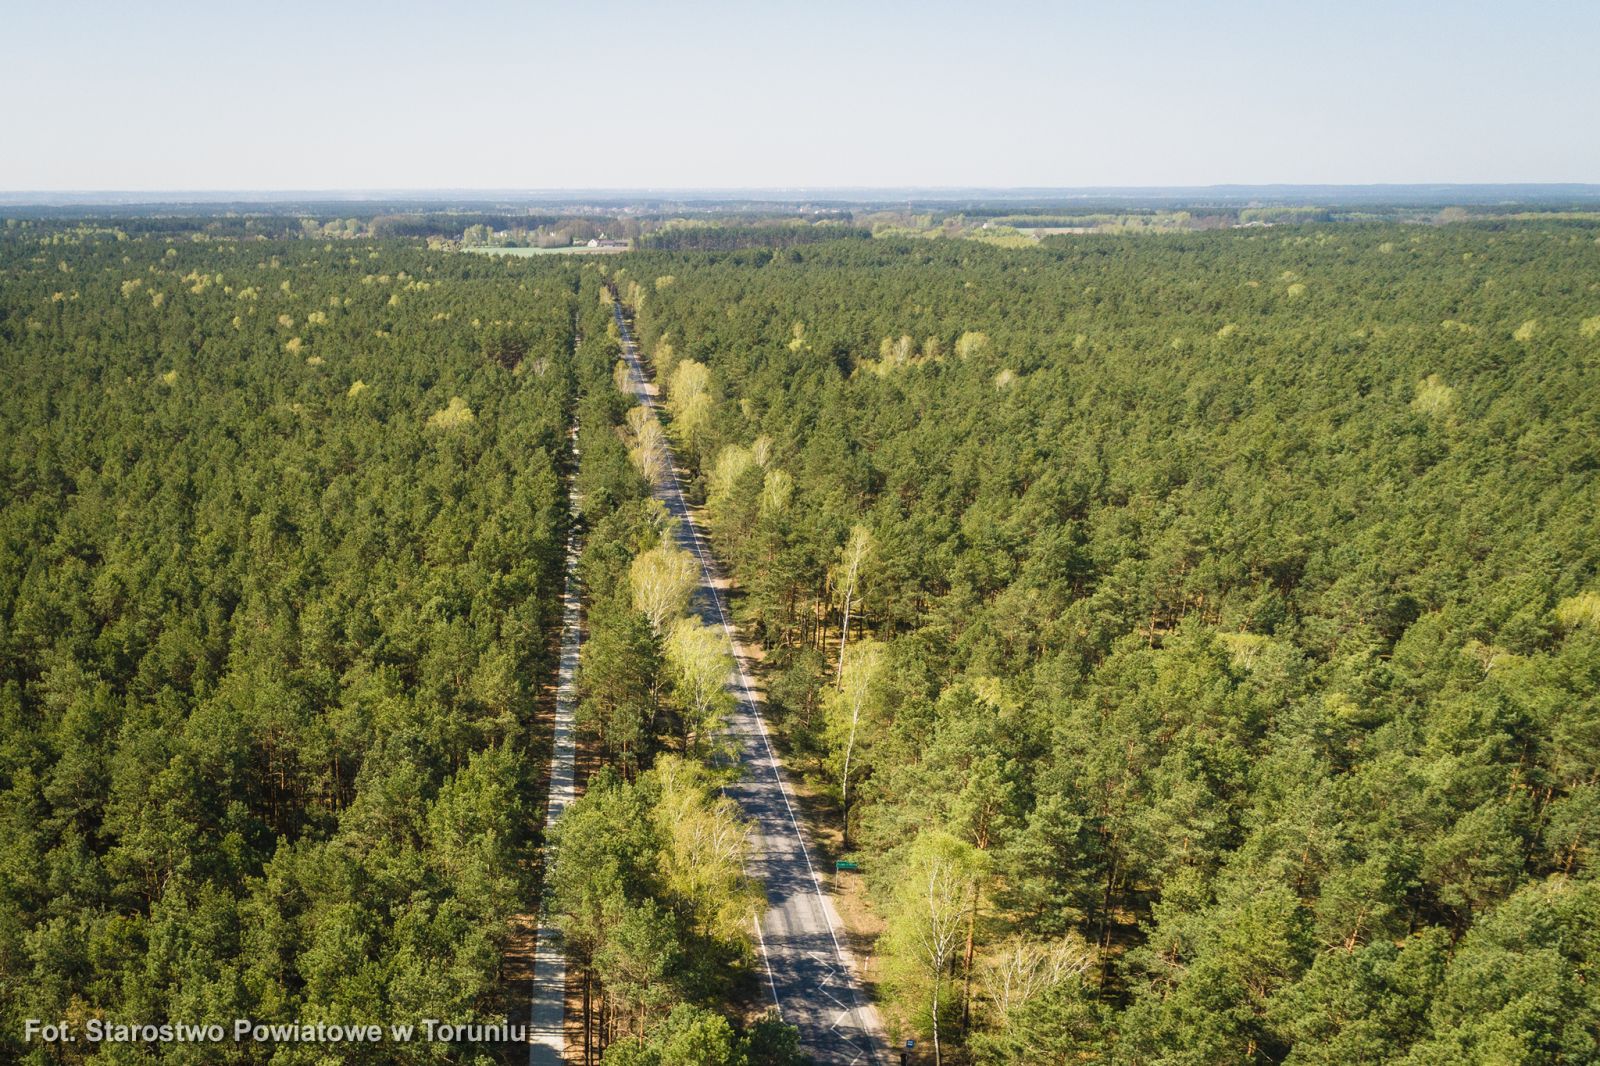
[611,299,885,1065]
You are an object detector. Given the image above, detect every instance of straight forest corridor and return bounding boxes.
[528,422,582,1065]
[610,298,886,1066]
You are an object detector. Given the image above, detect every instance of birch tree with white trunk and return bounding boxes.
[630,536,698,634]
[832,524,874,689]
[664,617,735,756]
[825,637,883,849]
[885,831,984,1066]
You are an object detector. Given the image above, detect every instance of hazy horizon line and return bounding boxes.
[5,181,1600,208]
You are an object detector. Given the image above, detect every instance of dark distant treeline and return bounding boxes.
[3,214,321,238]
[635,222,872,252]
[0,210,618,242]
[370,213,593,238]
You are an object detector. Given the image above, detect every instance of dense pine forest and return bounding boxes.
[618,223,1600,1063]
[2,214,1598,1065]
[0,226,580,1064]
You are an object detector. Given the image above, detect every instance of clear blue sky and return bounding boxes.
[2,0,1595,190]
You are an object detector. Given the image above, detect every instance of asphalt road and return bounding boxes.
[612,301,884,1065]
